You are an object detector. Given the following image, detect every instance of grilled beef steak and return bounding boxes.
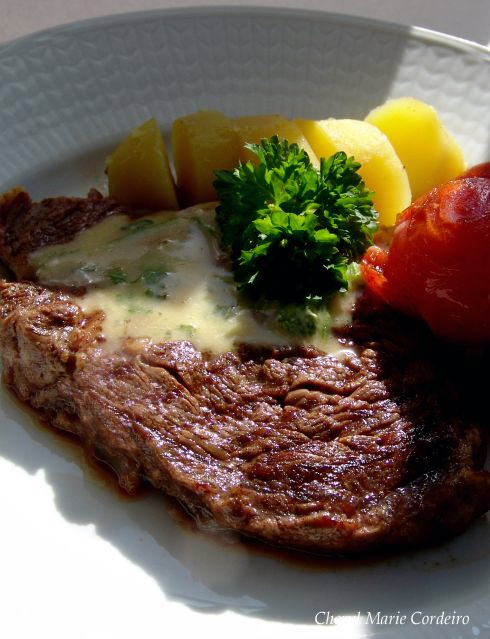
[0,187,133,280]
[0,189,489,554]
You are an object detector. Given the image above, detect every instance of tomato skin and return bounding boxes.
[457,161,490,180]
[361,175,490,343]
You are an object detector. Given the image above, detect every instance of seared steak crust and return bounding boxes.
[0,278,489,554]
[0,191,489,554]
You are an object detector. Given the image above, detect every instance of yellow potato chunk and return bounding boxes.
[365,97,466,200]
[172,110,240,205]
[233,114,319,167]
[106,117,179,210]
[296,118,412,226]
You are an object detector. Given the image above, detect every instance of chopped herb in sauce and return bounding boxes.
[120,218,156,233]
[106,266,127,284]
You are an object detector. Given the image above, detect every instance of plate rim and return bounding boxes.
[0,4,489,61]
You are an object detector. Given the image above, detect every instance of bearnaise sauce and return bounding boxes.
[29,205,358,355]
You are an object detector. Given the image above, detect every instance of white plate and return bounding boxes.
[0,7,490,639]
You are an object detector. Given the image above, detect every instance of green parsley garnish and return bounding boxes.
[214,136,377,304]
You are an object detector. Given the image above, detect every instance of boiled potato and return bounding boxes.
[234,114,319,167]
[106,117,179,210]
[365,97,466,200]
[172,110,240,205]
[296,118,411,226]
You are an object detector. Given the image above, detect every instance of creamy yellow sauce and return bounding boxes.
[29,205,358,355]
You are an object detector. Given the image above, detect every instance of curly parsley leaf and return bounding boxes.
[214,136,377,303]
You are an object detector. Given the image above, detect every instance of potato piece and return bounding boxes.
[296,118,411,226]
[172,110,240,205]
[234,114,319,167]
[365,97,466,200]
[106,118,179,210]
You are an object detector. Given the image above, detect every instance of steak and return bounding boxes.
[0,189,489,554]
[0,187,133,280]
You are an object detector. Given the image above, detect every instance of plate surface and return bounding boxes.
[0,7,489,639]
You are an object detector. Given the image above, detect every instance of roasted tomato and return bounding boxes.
[361,164,490,343]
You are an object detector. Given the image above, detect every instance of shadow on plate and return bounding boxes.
[1,385,489,628]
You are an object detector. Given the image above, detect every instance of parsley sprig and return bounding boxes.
[214,136,377,303]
